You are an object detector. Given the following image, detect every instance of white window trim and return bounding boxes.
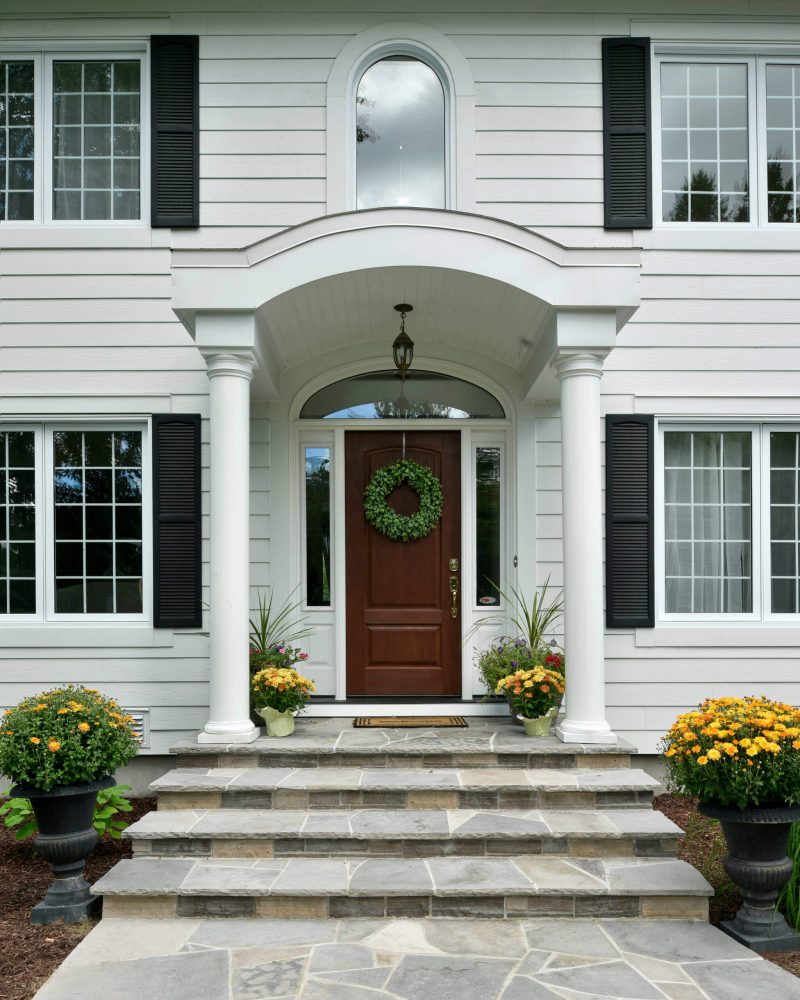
[652,51,758,229]
[0,42,149,227]
[653,46,800,228]
[298,432,335,612]
[656,420,800,624]
[471,436,506,613]
[0,420,151,623]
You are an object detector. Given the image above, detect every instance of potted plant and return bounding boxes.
[251,665,316,737]
[249,588,314,669]
[0,685,139,924]
[661,696,800,951]
[495,667,565,737]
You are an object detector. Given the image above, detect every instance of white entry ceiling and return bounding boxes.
[260,266,551,372]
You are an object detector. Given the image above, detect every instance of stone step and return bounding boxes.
[171,724,634,771]
[92,855,711,921]
[127,807,682,859]
[151,767,659,812]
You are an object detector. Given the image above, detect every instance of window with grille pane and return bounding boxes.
[52,60,141,221]
[770,431,800,613]
[664,430,753,613]
[53,430,143,614]
[765,65,800,223]
[0,431,36,614]
[0,61,35,221]
[660,62,749,223]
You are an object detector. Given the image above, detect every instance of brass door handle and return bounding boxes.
[449,575,459,618]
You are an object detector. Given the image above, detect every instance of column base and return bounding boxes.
[556,720,618,746]
[198,721,260,745]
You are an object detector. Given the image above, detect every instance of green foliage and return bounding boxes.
[475,637,547,699]
[0,685,140,793]
[661,697,800,809]
[0,794,38,840]
[778,821,800,931]
[0,784,134,841]
[363,459,443,542]
[493,578,564,653]
[249,588,314,654]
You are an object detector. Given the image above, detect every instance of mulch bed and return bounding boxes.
[654,792,800,979]
[0,798,154,1000]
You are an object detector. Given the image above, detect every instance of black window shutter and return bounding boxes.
[150,35,199,227]
[605,415,654,627]
[602,37,652,229]
[152,414,202,628]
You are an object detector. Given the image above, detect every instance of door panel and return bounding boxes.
[345,431,461,696]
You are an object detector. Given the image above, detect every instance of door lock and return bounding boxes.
[449,557,459,572]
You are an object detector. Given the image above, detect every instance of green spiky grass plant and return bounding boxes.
[468,577,564,654]
[249,588,314,655]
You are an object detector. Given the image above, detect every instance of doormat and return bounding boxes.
[353,716,468,728]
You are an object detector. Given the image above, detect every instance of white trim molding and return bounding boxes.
[326,21,476,214]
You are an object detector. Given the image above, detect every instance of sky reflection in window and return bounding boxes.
[356,57,445,209]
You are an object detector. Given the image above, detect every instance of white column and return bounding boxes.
[555,352,617,745]
[198,353,259,744]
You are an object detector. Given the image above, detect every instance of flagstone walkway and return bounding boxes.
[33,916,800,999]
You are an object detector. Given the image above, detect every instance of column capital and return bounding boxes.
[554,351,606,382]
[205,352,256,382]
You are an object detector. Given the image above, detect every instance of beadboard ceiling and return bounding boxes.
[261,265,550,371]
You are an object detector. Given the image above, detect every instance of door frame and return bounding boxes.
[288,364,519,703]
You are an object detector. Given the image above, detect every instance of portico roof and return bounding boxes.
[171,208,641,398]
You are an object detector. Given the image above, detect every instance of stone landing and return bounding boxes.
[33,917,800,1000]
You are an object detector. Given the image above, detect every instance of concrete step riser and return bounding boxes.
[174,752,633,770]
[156,788,654,812]
[102,893,708,921]
[132,835,681,860]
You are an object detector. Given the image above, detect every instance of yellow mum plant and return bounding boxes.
[0,685,140,792]
[496,667,565,720]
[660,696,800,809]
[251,666,316,715]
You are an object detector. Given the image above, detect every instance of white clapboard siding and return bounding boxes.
[1,2,799,755]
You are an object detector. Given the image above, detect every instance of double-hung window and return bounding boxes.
[0,424,149,621]
[0,48,146,223]
[658,424,800,621]
[655,51,800,225]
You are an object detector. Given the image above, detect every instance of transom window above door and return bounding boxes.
[355,56,446,209]
[300,371,505,420]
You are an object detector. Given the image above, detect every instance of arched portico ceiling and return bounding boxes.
[172,208,641,397]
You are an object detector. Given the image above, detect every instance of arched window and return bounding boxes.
[300,371,505,420]
[356,56,446,209]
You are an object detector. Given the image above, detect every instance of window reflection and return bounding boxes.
[305,448,331,606]
[300,372,505,420]
[476,448,501,605]
[356,56,445,209]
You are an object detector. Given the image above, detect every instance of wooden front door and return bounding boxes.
[345,430,461,697]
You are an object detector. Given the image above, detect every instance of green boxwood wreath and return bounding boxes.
[364,459,443,542]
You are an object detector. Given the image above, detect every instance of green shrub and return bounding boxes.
[475,637,546,698]
[0,685,140,792]
[0,784,134,840]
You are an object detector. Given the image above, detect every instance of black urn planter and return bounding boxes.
[700,800,800,952]
[11,775,115,925]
